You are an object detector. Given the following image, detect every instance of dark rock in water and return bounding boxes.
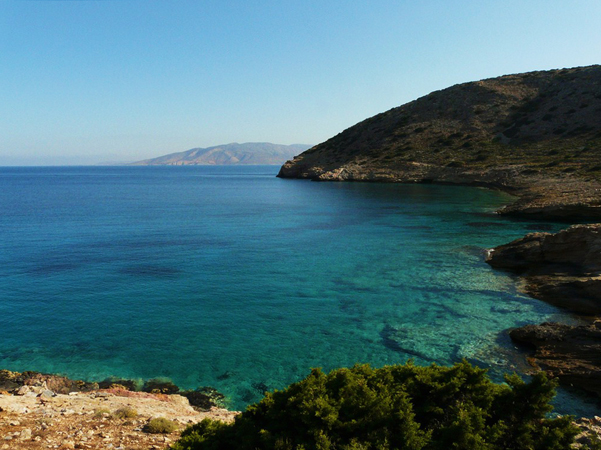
[487,224,601,270]
[379,324,437,362]
[240,389,256,404]
[181,386,226,411]
[0,369,98,394]
[486,224,601,315]
[142,378,180,395]
[99,376,181,395]
[510,321,601,397]
[252,382,269,395]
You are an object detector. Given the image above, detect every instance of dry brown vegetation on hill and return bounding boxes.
[282,65,601,176]
[278,65,601,219]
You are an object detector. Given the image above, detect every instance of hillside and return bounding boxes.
[278,65,601,219]
[132,143,310,166]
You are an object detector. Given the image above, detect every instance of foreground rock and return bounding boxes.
[0,370,98,395]
[574,416,601,448]
[509,321,601,397]
[1,370,225,412]
[486,224,601,315]
[0,389,236,450]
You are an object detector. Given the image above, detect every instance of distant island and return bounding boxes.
[131,142,311,166]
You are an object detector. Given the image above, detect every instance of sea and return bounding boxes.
[0,165,598,415]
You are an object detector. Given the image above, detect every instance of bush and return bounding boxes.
[170,361,578,450]
[93,408,111,418]
[113,407,138,419]
[145,417,179,434]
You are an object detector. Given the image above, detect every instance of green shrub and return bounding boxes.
[113,407,138,419]
[170,361,578,450]
[93,408,111,418]
[145,417,179,434]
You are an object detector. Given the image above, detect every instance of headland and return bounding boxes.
[277,65,601,401]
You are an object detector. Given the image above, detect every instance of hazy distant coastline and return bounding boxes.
[130,142,311,166]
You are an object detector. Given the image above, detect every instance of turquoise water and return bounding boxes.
[0,166,596,414]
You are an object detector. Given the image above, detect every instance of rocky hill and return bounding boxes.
[133,142,310,166]
[278,65,601,219]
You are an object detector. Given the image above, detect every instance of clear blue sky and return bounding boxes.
[1,0,600,165]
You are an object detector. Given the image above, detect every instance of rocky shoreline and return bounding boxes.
[0,369,238,449]
[0,370,227,412]
[1,369,599,450]
[278,162,601,220]
[509,321,601,396]
[484,223,601,405]
[486,224,601,315]
[280,164,601,406]
[278,65,601,219]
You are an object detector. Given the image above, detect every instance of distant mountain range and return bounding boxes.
[131,142,311,166]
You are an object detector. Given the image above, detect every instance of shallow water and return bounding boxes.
[0,166,597,415]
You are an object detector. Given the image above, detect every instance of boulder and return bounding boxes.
[487,224,601,315]
[510,321,601,396]
[487,224,601,270]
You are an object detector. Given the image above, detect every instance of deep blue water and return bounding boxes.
[0,166,597,415]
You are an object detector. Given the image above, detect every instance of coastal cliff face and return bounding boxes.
[486,224,601,315]
[278,65,601,218]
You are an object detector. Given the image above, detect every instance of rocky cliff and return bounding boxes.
[278,65,601,219]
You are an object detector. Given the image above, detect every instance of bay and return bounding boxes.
[0,165,596,414]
